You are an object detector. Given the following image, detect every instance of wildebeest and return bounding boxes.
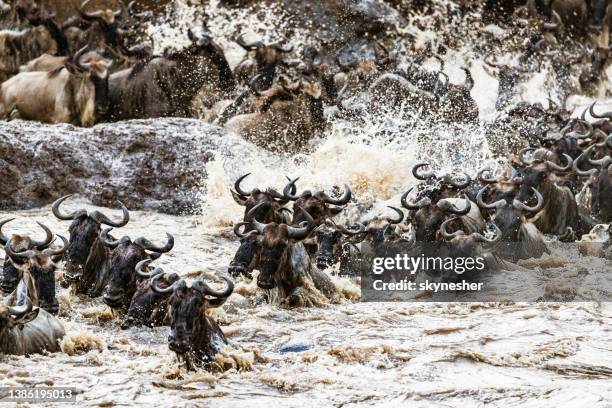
[438,217,505,281]
[100,228,174,309]
[234,34,294,91]
[476,185,549,261]
[224,80,325,153]
[0,296,65,355]
[514,149,592,236]
[104,31,235,121]
[574,142,612,222]
[281,178,352,226]
[79,0,125,48]
[52,194,129,296]
[0,10,68,81]
[150,273,234,370]
[228,174,294,277]
[402,189,479,242]
[0,218,53,294]
[0,45,113,126]
[313,219,365,271]
[120,259,180,329]
[234,208,341,306]
[3,236,68,315]
[435,68,479,123]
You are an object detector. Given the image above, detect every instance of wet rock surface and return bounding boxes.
[0,119,238,214]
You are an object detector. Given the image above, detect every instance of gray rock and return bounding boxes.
[0,119,238,214]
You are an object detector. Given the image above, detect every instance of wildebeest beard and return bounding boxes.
[29,263,59,315]
[65,217,109,296]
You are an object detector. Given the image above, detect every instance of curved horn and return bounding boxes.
[566,120,593,139]
[319,184,351,206]
[4,239,37,262]
[246,203,270,234]
[513,187,544,212]
[573,146,598,176]
[89,202,130,227]
[151,273,182,294]
[8,296,33,318]
[286,207,315,238]
[193,276,234,298]
[236,34,264,50]
[438,195,471,215]
[234,222,258,238]
[30,222,53,249]
[440,217,464,239]
[476,186,506,210]
[546,153,573,172]
[0,218,15,245]
[234,173,253,197]
[52,195,87,220]
[543,10,562,31]
[282,177,300,201]
[588,152,612,168]
[42,234,69,257]
[588,101,612,120]
[385,206,404,224]
[73,45,91,70]
[80,0,103,20]
[113,0,125,17]
[400,187,428,210]
[412,162,436,180]
[134,233,174,253]
[99,228,130,249]
[135,259,163,279]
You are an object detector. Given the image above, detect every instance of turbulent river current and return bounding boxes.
[1,0,612,406]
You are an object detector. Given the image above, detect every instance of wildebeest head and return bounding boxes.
[234,206,314,289]
[236,34,293,91]
[313,219,365,270]
[411,162,471,201]
[358,206,405,244]
[282,178,351,226]
[101,228,174,309]
[0,219,53,294]
[231,173,294,225]
[4,236,69,315]
[476,185,544,241]
[52,195,129,283]
[515,148,573,202]
[80,0,124,26]
[68,45,115,117]
[439,217,502,257]
[151,273,234,364]
[121,260,180,329]
[402,187,472,242]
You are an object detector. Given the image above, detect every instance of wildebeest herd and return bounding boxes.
[1,0,612,372]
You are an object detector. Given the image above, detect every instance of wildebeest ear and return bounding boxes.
[204,297,229,309]
[14,308,39,326]
[230,190,248,206]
